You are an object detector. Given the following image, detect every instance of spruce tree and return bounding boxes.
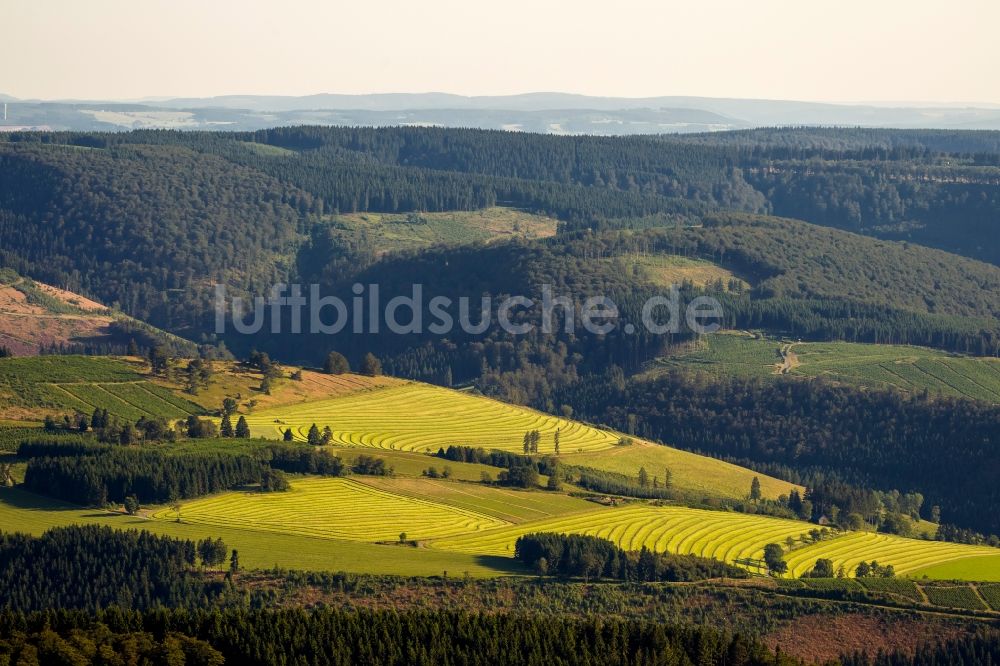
[235,416,250,439]
[307,423,321,445]
[220,414,234,437]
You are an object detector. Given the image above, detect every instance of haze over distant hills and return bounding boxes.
[4,92,1000,133]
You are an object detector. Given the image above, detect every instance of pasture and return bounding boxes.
[912,554,1000,582]
[784,531,999,578]
[618,255,749,290]
[331,207,558,255]
[359,477,600,523]
[431,504,817,564]
[650,334,1000,402]
[241,382,622,453]
[150,477,510,542]
[240,381,797,501]
[564,441,799,501]
[0,486,515,576]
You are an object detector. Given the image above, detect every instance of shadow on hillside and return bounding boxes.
[472,554,526,575]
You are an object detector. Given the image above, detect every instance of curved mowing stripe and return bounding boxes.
[150,477,509,543]
[430,505,813,565]
[786,531,998,577]
[236,383,621,453]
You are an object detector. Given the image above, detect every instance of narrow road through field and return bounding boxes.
[775,343,801,375]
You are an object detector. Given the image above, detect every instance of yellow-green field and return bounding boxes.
[431,504,817,562]
[913,555,1000,582]
[359,477,600,523]
[151,477,509,542]
[238,381,795,501]
[784,531,999,578]
[242,383,621,453]
[564,442,799,501]
[0,486,517,576]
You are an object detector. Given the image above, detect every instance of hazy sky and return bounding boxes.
[4,0,998,104]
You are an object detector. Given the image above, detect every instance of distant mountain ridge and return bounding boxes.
[3,92,1000,133]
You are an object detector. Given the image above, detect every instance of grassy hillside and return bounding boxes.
[783,531,999,578]
[237,380,795,501]
[649,332,1000,402]
[151,477,511,542]
[331,207,558,255]
[0,486,516,576]
[614,254,749,290]
[564,441,796,501]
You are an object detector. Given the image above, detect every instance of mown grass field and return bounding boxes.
[564,441,799,501]
[784,531,999,578]
[431,504,818,563]
[242,383,622,453]
[331,207,558,255]
[239,381,794,501]
[912,554,1000,582]
[150,477,510,542]
[650,333,1000,402]
[358,477,600,523]
[0,486,518,576]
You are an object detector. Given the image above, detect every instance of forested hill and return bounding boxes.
[1,126,1000,355]
[0,141,312,332]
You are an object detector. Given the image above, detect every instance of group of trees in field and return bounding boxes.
[22,448,264,506]
[515,532,746,582]
[17,439,354,506]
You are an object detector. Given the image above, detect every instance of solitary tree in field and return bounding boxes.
[235,416,251,439]
[523,431,532,454]
[222,397,238,416]
[220,413,234,438]
[638,467,650,488]
[229,549,240,575]
[321,426,333,445]
[663,467,672,490]
[169,492,182,523]
[324,351,350,375]
[148,345,169,374]
[553,428,560,455]
[749,477,762,503]
[283,428,294,442]
[360,353,382,376]
[123,495,140,516]
[762,543,787,575]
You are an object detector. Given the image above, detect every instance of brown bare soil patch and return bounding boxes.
[765,613,965,663]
